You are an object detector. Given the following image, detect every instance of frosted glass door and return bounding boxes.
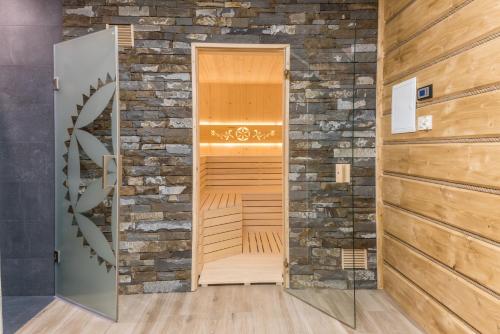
[54,28,120,320]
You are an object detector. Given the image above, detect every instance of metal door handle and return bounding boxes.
[102,155,115,189]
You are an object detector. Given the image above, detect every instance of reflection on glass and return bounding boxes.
[285,21,359,328]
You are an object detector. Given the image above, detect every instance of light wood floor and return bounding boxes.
[199,254,283,286]
[18,286,423,334]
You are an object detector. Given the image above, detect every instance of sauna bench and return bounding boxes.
[198,191,284,286]
[199,192,243,263]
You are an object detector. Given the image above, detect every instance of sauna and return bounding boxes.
[192,44,289,287]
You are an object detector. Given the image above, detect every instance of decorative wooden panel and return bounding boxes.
[378,0,500,331]
[200,125,282,144]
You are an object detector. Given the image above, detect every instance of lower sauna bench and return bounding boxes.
[198,192,284,287]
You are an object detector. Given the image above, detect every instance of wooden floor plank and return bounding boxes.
[17,288,424,334]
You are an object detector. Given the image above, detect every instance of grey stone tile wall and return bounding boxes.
[0,0,62,296]
[62,0,378,294]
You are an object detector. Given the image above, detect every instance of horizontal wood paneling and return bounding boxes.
[203,245,241,263]
[385,0,469,52]
[383,36,500,114]
[383,265,474,334]
[384,0,415,22]
[205,168,282,174]
[199,192,243,264]
[382,90,500,141]
[383,143,500,188]
[383,236,500,334]
[384,205,500,294]
[203,221,241,237]
[384,0,500,82]
[204,156,282,192]
[242,193,282,228]
[204,237,241,254]
[204,229,242,245]
[204,212,242,228]
[382,176,500,242]
[380,0,500,331]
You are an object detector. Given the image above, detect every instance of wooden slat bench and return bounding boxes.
[242,226,283,255]
[199,192,243,263]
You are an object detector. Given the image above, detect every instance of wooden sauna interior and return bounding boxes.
[194,47,286,286]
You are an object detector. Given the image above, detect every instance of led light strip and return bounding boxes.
[199,121,283,126]
[200,143,282,147]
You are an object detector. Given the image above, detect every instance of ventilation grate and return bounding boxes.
[106,24,134,48]
[341,248,368,270]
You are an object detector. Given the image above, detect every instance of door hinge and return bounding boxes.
[284,69,290,80]
[283,258,289,270]
[54,250,61,264]
[53,77,60,91]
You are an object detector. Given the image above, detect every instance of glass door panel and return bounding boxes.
[54,28,120,320]
[286,25,358,328]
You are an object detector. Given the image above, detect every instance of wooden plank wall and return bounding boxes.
[378,1,500,333]
[242,193,283,228]
[203,156,282,193]
[202,156,283,229]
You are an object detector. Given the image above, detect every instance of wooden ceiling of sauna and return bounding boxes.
[197,48,284,84]
[197,48,284,124]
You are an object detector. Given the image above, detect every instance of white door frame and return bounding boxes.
[190,43,291,291]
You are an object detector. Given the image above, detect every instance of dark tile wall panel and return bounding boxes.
[0,0,62,296]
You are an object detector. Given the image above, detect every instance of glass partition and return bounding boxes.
[54,28,120,320]
[286,22,360,328]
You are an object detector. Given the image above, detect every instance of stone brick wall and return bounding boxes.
[62,0,378,294]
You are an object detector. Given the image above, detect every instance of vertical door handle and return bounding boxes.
[102,155,115,189]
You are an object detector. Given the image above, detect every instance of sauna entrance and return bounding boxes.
[192,44,289,288]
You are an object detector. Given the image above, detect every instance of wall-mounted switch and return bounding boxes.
[336,164,351,183]
[417,84,433,100]
[417,115,433,131]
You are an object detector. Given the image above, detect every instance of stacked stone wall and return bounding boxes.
[63,0,378,293]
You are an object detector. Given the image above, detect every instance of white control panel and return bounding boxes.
[391,78,417,134]
[417,115,433,131]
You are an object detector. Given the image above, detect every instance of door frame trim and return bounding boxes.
[190,43,291,291]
